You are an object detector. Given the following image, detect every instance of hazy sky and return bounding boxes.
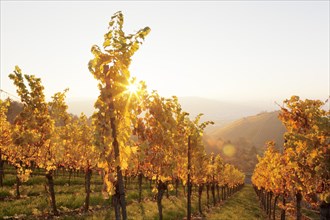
[1,1,329,106]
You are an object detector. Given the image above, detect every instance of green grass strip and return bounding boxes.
[205,185,266,220]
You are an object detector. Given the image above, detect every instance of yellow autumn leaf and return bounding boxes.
[120,159,128,170]
[152,187,158,194]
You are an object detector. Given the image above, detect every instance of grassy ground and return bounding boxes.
[0,172,107,219]
[0,170,242,219]
[0,170,319,219]
[205,184,266,220]
[0,172,201,219]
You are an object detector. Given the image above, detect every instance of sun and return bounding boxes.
[127,82,138,94]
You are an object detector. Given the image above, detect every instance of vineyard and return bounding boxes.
[252,97,330,220]
[0,11,329,220]
[0,168,245,219]
[0,12,246,219]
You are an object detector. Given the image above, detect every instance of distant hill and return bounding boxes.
[178,97,273,132]
[208,111,286,149]
[204,111,286,173]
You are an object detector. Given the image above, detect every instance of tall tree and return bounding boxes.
[88,11,150,220]
[9,67,56,215]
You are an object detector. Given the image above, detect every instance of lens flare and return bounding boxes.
[223,144,236,157]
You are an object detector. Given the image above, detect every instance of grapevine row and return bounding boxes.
[0,11,245,220]
[252,96,329,220]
